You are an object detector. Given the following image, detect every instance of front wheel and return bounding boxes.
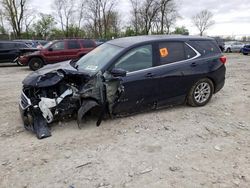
[187,78,214,107]
[243,52,248,55]
[28,58,44,71]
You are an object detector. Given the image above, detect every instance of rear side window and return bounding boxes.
[190,40,221,56]
[158,42,186,65]
[184,44,197,59]
[68,40,81,49]
[81,40,95,48]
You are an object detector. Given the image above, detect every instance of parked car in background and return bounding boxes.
[18,39,96,70]
[212,37,225,52]
[19,35,226,139]
[14,39,49,48]
[241,44,250,55]
[0,41,38,65]
[224,41,245,53]
[14,40,36,48]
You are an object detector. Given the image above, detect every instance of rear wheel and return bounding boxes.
[28,58,44,71]
[187,78,214,107]
[226,48,231,53]
[243,52,248,55]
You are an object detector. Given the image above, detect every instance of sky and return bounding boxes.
[30,0,250,37]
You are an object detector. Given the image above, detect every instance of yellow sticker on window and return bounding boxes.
[160,48,169,58]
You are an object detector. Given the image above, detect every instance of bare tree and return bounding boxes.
[53,0,76,37]
[0,8,6,34]
[163,2,179,34]
[140,0,160,34]
[192,9,215,36]
[1,0,29,38]
[85,0,119,39]
[130,0,179,35]
[151,0,178,34]
[159,0,171,34]
[130,0,142,35]
[23,9,35,36]
[100,0,117,38]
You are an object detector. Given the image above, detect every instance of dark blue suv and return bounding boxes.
[241,44,250,55]
[19,35,226,139]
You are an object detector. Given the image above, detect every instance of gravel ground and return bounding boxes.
[0,54,249,188]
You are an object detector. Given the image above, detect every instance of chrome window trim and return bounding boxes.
[126,42,201,76]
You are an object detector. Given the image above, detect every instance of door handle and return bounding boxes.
[145,72,155,78]
[191,62,197,67]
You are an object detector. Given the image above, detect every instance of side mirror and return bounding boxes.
[110,68,127,77]
[48,48,53,51]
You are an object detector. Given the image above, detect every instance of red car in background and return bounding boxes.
[19,39,96,70]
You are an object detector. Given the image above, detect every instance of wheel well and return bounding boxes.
[28,56,44,63]
[185,77,215,103]
[206,77,216,93]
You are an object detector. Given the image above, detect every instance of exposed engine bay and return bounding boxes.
[19,61,123,139]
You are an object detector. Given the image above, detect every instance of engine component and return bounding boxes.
[39,88,73,123]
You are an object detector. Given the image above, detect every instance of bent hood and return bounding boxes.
[22,61,91,87]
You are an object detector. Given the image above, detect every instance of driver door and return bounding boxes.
[111,44,159,115]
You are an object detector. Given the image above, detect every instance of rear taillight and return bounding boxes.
[219,55,227,64]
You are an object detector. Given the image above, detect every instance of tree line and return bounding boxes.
[0,0,216,40]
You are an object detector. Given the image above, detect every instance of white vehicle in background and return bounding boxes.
[224,41,245,53]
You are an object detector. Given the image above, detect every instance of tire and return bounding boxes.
[243,52,248,55]
[187,78,214,107]
[15,60,24,66]
[28,58,44,71]
[226,48,231,53]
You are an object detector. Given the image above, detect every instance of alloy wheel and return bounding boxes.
[194,82,211,104]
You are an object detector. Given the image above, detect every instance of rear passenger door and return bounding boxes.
[80,40,96,55]
[155,41,199,107]
[64,40,81,60]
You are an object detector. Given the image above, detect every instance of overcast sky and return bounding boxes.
[30,0,250,37]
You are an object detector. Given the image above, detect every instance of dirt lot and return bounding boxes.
[0,54,249,188]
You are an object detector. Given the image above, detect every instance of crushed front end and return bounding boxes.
[19,61,123,139]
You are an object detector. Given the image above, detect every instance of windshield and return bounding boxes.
[76,43,123,74]
[43,41,53,49]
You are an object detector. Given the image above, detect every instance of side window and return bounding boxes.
[158,42,186,65]
[184,44,197,59]
[81,40,95,48]
[190,40,221,55]
[68,40,81,49]
[114,45,153,72]
[50,41,65,51]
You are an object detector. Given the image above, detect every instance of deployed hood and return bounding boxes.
[22,61,91,87]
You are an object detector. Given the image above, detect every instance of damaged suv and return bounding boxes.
[19,35,226,139]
